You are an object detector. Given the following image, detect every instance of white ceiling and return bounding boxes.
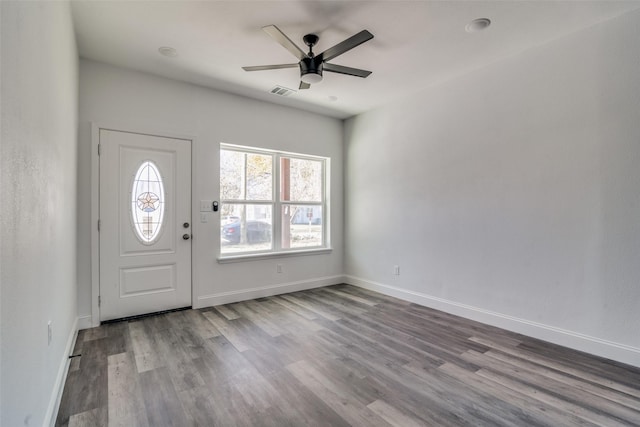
[71,0,640,119]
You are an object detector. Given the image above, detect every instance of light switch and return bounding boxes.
[200,200,213,212]
[200,213,208,223]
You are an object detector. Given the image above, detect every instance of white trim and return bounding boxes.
[345,275,640,368]
[90,123,100,327]
[196,275,344,308]
[77,315,93,331]
[45,316,79,427]
[91,122,198,326]
[217,248,332,263]
[190,129,199,316]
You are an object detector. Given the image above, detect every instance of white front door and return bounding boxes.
[99,129,192,321]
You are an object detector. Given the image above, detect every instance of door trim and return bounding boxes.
[90,122,198,327]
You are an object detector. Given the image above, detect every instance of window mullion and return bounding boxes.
[323,158,328,249]
[274,153,281,251]
[242,152,247,201]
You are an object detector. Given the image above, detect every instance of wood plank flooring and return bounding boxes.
[55,284,640,426]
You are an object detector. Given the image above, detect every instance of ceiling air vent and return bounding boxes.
[270,85,296,97]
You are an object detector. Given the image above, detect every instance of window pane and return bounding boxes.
[220,150,244,200]
[221,204,273,254]
[281,157,322,202]
[131,161,165,244]
[221,150,273,201]
[281,205,323,249]
[246,153,272,200]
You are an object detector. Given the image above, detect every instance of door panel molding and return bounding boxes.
[119,263,176,297]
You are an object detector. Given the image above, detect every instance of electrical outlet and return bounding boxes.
[47,321,52,346]
[277,264,283,273]
[394,265,400,276]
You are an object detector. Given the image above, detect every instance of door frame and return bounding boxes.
[90,123,198,327]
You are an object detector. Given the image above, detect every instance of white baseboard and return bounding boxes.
[77,315,93,330]
[45,316,79,427]
[345,275,640,368]
[196,275,345,308]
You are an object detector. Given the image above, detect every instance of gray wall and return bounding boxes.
[345,10,640,366]
[1,1,79,425]
[77,60,344,321]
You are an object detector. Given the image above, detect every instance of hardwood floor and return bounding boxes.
[56,285,640,426]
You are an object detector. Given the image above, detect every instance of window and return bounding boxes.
[131,161,165,244]
[220,144,328,257]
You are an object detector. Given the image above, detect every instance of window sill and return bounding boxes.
[217,248,332,264]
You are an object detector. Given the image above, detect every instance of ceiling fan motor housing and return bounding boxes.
[300,56,323,84]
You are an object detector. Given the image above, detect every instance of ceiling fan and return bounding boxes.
[242,25,374,90]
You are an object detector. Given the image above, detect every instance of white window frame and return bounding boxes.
[218,143,330,261]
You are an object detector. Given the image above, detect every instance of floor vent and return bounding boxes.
[270,85,296,96]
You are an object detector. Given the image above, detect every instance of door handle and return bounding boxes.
[183,234,191,240]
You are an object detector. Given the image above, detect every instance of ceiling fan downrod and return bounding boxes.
[301,34,323,84]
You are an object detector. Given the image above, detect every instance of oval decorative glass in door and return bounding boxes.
[131,161,165,244]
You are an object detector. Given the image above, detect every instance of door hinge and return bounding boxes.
[98,296,101,307]
[97,143,101,156]
[97,219,101,231]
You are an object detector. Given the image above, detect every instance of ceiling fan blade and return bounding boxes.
[242,64,299,72]
[299,81,311,90]
[319,30,374,62]
[323,63,372,78]
[262,25,308,61]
